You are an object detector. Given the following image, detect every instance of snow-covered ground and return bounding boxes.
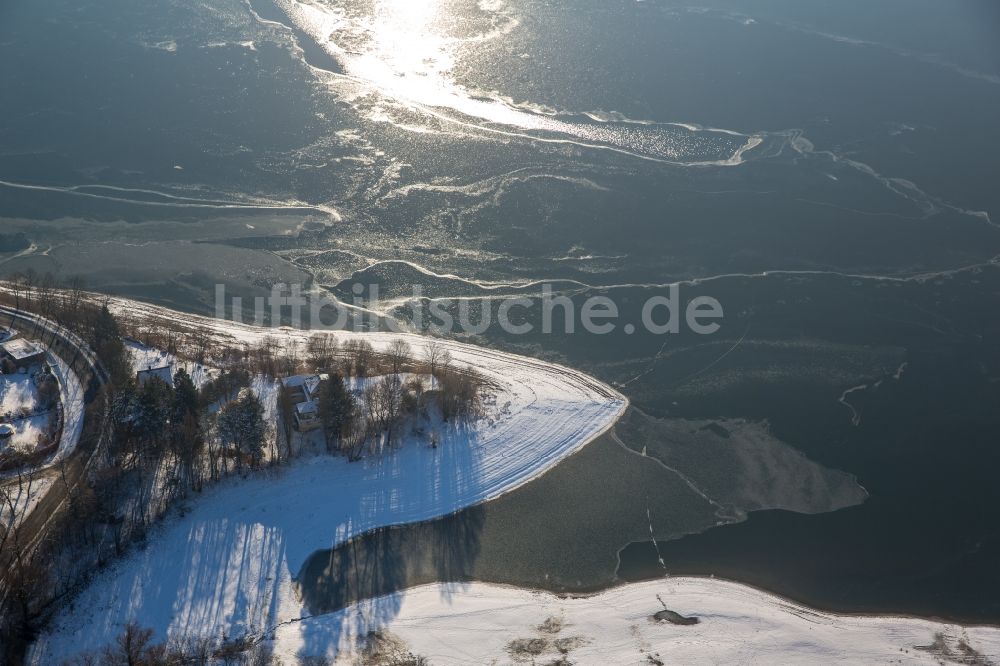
[34,298,999,664]
[0,365,59,456]
[0,372,35,417]
[0,342,84,462]
[30,298,627,663]
[270,579,1000,665]
[0,346,84,540]
[6,413,49,452]
[0,371,45,452]
[0,473,53,534]
[126,339,215,387]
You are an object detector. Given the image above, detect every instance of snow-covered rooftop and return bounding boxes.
[294,400,318,416]
[282,373,326,396]
[1,337,46,362]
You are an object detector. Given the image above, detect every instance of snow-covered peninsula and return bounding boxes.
[29,298,627,662]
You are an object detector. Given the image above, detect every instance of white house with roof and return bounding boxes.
[1,337,47,370]
[281,373,328,432]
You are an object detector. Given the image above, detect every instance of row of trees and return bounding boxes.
[0,279,270,662]
[2,270,134,385]
[65,620,279,666]
[105,365,276,539]
[63,618,429,665]
[286,337,486,460]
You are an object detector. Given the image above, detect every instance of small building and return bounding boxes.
[294,401,321,432]
[137,366,174,387]
[1,338,47,370]
[281,374,328,432]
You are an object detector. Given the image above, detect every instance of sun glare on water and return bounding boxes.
[276,0,750,163]
[278,0,577,128]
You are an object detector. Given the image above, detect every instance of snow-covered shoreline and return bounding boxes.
[29,298,627,662]
[30,298,1000,664]
[270,578,1000,664]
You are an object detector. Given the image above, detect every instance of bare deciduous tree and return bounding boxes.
[343,340,375,378]
[424,340,446,385]
[103,620,165,665]
[386,339,412,376]
[307,332,338,371]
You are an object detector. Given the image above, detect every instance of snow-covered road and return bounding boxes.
[48,350,85,463]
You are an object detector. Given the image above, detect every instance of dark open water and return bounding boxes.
[2,0,1000,621]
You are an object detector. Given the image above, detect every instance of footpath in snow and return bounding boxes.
[30,298,627,662]
[272,578,1000,665]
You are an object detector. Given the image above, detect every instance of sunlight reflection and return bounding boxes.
[276,0,756,164]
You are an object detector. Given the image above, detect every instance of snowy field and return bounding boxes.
[30,298,627,662]
[270,578,1000,665]
[0,371,35,416]
[0,371,46,452]
[0,473,53,535]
